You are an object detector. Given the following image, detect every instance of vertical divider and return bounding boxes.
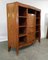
[15,3,19,55]
[26,8,28,43]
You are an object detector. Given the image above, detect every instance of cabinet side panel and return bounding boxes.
[7,3,18,48]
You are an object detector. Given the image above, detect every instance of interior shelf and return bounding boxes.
[19,25,26,27]
[19,36,29,48]
[19,34,26,37]
[19,6,27,16]
[19,16,26,18]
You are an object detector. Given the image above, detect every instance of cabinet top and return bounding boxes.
[7,2,41,12]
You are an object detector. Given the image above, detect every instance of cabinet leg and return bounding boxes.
[38,38,40,43]
[16,48,19,55]
[8,46,11,51]
[46,28,48,38]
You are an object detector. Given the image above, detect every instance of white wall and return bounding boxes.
[0,0,48,42]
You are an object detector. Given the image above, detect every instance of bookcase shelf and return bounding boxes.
[19,16,27,18]
[7,2,41,55]
[19,26,26,27]
[19,34,26,37]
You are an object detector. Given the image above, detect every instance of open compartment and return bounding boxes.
[19,27,26,35]
[36,25,40,31]
[36,11,40,17]
[19,18,26,26]
[19,6,27,16]
[36,19,40,24]
[36,32,40,38]
[28,9,36,14]
[19,36,27,45]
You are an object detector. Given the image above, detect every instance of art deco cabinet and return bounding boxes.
[7,2,41,55]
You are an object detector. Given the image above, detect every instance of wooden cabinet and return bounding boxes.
[7,2,41,55]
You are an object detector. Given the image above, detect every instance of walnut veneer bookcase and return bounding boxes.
[7,2,41,55]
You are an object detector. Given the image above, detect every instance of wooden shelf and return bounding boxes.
[19,42,32,48]
[19,25,26,27]
[19,16,27,18]
[19,42,27,48]
[19,34,26,37]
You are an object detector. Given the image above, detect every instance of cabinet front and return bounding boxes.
[27,14,36,44]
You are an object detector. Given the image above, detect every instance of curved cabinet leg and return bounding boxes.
[38,37,40,43]
[38,39,40,43]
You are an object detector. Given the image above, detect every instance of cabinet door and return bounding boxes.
[27,27,36,33]
[27,14,36,44]
[27,32,35,43]
[27,14,36,27]
[27,14,36,33]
